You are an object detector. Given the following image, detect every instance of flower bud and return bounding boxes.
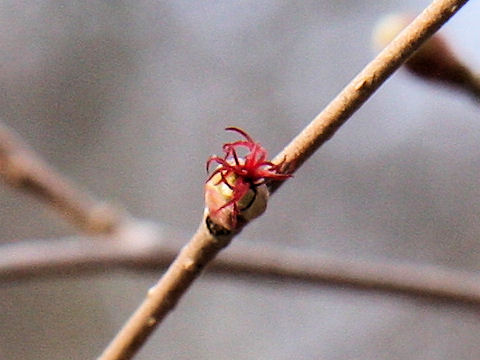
[205,167,268,231]
[205,127,290,233]
[373,13,473,89]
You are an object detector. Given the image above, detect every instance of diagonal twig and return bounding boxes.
[0,122,123,234]
[98,1,471,359]
[372,13,480,103]
[269,0,469,192]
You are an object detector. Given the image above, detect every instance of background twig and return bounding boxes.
[2,230,480,306]
[372,12,480,103]
[467,74,480,101]
[0,122,123,234]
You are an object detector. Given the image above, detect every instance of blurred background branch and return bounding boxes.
[0,121,123,234]
[2,223,480,306]
[373,12,480,103]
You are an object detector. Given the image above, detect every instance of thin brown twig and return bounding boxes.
[0,122,123,234]
[3,232,480,307]
[0,220,171,280]
[269,0,469,192]
[372,13,480,103]
[98,1,470,359]
[101,212,235,360]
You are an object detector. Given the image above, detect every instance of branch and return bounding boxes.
[0,220,173,280]
[467,74,480,102]
[3,232,480,307]
[98,0,470,359]
[269,0,469,192]
[100,212,235,360]
[0,122,123,234]
[372,13,480,103]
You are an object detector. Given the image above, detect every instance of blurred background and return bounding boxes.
[1,0,480,359]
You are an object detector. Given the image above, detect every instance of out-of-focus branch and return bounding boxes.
[2,230,480,307]
[373,13,480,103]
[0,122,123,234]
[98,1,471,359]
[0,220,169,280]
[467,75,480,101]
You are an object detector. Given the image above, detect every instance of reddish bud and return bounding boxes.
[205,127,290,231]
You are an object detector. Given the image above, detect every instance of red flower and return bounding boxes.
[205,127,290,229]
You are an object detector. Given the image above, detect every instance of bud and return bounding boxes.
[373,13,474,90]
[205,164,268,231]
[205,127,291,232]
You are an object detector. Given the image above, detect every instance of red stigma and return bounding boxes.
[206,127,291,222]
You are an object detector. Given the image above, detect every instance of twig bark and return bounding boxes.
[0,122,122,234]
[269,0,469,192]
[3,232,480,307]
[98,0,470,359]
[372,13,480,103]
[100,213,235,360]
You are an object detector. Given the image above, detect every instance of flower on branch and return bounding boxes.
[205,127,291,231]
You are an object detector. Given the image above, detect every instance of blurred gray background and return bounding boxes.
[1,0,480,359]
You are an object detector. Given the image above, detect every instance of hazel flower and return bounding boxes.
[205,127,291,231]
